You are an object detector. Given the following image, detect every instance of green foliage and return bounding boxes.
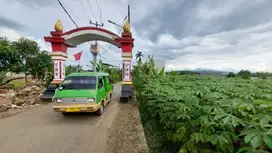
[65,65,77,76]
[90,59,107,72]
[0,37,53,86]
[0,71,6,83]
[28,51,53,81]
[8,79,26,89]
[0,37,20,72]
[252,72,272,80]
[167,70,198,76]
[106,67,122,83]
[226,72,236,78]
[134,72,272,152]
[133,55,165,79]
[237,70,252,79]
[90,59,122,83]
[11,37,40,73]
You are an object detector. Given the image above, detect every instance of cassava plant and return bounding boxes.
[134,69,272,153]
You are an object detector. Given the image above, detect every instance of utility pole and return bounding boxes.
[89,20,104,72]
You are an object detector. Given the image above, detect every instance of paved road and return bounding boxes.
[0,84,121,153]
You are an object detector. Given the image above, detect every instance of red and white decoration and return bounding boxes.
[122,60,132,82]
[73,50,83,61]
[44,24,134,85]
[50,54,67,84]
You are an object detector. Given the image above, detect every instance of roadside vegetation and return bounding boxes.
[0,36,122,89]
[0,36,53,88]
[133,57,272,153]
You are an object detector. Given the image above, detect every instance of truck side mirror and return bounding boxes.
[58,85,63,90]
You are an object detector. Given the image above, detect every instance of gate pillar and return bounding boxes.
[44,20,68,84]
[115,22,134,102]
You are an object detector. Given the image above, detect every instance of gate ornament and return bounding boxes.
[123,21,130,33]
[54,20,63,32]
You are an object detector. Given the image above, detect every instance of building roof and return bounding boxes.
[102,63,117,67]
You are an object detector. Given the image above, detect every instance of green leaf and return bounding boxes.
[223,115,231,125]
[244,133,257,144]
[178,148,188,153]
[251,135,261,149]
[231,116,239,127]
[260,116,270,125]
[263,134,272,149]
[266,128,272,135]
[237,147,255,153]
[214,113,226,120]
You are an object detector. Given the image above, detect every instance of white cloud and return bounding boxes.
[164,21,272,72]
[1,0,272,72]
[0,27,51,51]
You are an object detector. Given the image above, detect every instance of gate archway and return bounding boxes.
[44,20,134,101]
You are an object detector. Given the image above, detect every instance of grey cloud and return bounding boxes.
[10,0,57,7]
[0,15,27,30]
[198,0,272,36]
[134,0,272,42]
[143,47,191,60]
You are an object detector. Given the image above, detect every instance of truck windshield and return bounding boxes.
[61,76,96,90]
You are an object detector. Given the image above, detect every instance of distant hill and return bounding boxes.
[169,68,229,76]
[192,68,228,76]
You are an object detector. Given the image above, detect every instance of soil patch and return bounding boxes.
[105,101,149,153]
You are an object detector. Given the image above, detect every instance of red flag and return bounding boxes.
[73,50,83,61]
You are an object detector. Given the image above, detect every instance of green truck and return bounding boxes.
[52,72,113,116]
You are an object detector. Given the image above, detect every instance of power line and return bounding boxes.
[78,0,91,20]
[56,0,114,62]
[95,0,100,14]
[100,9,102,24]
[57,0,93,47]
[86,0,97,21]
[57,0,78,27]
[98,44,121,62]
[100,26,122,55]
[100,16,127,55]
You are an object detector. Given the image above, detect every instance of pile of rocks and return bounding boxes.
[0,84,45,113]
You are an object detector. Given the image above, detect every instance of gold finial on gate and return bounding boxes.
[123,20,130,33]
[54,20,63,32]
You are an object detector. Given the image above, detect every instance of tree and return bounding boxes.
[226,72,236,78]
[0,37,54,87]
[65,65,77,76]
[133,54,165,78]
[0,37,20,72]
[27,51,53,81]
[0,37,9,46]
[237,70,251,79]
[11,37,40,82]
[257,72,267,80]
[106,67,122,83]
[136,51,143,61]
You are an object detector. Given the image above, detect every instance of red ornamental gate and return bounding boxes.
[44,20,134,101]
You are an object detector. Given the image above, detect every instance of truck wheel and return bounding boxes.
[96,102,104,116]
[62,112,70,116]
[108,94,112,103]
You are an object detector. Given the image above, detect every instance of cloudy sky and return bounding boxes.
[1,0,272,72]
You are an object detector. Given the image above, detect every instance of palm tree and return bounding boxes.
[136,51,143,61]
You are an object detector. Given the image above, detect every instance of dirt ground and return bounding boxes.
[105,101,149,153]
[0,83,149,153]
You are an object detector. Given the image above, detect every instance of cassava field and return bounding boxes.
[134,75,272,153]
